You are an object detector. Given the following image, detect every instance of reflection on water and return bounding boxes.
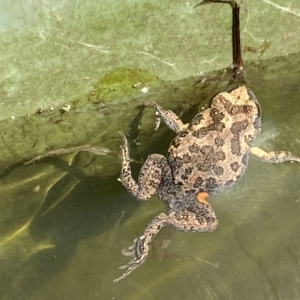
[1,52,300,300]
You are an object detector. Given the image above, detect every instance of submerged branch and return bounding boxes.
[24,145,118,165]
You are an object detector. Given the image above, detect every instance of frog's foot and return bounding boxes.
[118,131,129,161]
[147,102,188,134]
[120,238,137,257]
[113,239,148,283]
[114,213,167,283]
[251,147,300,163]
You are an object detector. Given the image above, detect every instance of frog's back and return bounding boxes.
[168,86,261,196]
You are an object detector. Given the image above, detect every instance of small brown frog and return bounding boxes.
[114,0,300,282]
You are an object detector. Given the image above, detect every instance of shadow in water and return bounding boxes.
[0,156,137,299]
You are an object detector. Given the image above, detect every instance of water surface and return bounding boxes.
[1,1,300,299]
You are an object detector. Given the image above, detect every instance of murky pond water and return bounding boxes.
[1,53,300,300]
[1,1,300,300]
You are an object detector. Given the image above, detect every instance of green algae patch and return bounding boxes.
[0,66,227,173]
[88,67,162,103]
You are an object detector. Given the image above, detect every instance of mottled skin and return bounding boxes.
[114,85,300,282]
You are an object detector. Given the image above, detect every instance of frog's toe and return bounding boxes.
[114,237,149,282]
[119,261,133,270]
[119,131,129,148]
[118,132,131,163]
[127,238,137,250]
[121,248,135,257]
[113,257,145,283]
[121,238,137,257]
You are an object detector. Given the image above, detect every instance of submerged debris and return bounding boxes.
[25,145,118,165]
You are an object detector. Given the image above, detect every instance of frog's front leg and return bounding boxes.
[251,147,300,163]
[118,132,170,200]
[149,102,188,134]
[114,201,217,282]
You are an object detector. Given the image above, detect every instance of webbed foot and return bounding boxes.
[113,236,149,283]
[114,213,166,282]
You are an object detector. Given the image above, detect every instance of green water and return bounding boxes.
[1,53,300,300]
[1,0,300,299]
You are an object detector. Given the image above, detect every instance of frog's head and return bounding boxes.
[211,85,261,119]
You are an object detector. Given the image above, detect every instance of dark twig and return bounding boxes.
[194,0,246,83]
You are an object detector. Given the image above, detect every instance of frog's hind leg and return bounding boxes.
[118,132,170,200]
[113,202,218,282]
[251,147,300,163]
[114,199,218,282]
[113,212,167,282]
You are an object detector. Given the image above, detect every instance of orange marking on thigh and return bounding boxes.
[196,192,210,206]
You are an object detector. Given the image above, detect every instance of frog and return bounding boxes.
[114,0,300,282]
